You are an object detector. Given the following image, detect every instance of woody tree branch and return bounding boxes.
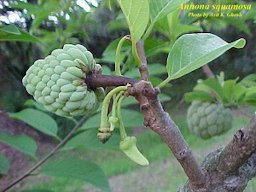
[129,41,207,190]
[217,116,256,176]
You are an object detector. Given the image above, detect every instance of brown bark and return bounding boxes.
[128,81,207,190]
[217,117,256,176]
[85,74,138,90]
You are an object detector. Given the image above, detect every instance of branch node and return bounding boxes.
[177,148,190,161]
[140,103,150,111]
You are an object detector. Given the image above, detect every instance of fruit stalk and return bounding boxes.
[85,73,138,89]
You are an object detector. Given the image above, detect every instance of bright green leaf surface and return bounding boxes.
[223,80,237,103]
[0,133,37,158]
[41,158,110,192]
[203,78,224,102]
[118,0,149,43]
[166,33,246,80]
[118,0,149,62]
[0,153,10,174]
[149,0,188,23]
[9,109,58,138]
[233,84,247,103]
[145,0,189,38]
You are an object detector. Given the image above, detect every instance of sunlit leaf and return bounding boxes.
[118,0,149,62]
[145,0,189,38]
[166,33,246,80]
[149,0,188,23]
[118,0,149,43]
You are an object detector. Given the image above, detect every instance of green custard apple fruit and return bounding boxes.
[187,101,232,139]
[22,44,105,117]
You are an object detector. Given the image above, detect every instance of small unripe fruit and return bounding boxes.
[187,101,232,139]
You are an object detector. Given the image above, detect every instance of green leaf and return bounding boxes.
[149,0,188,23]
[0,153,10,174]
[0,133,37,158]
[118,0,149,43]
[24,99,47,112]
[233,84,247,103]
[185,91,214,103]
[203,78,224,102]
[118,0,149,62]
[150,76,172,87]
[145,0,189,39]
[240,74,256,87]
[101,38,130,63]
[9,109,58,139]
[0,25,41,43]
[244,87,256,103]
[194,82,213,94]
[41,158,110,192]
[144,38,169,57]
[0,24,20,35]
[63,129,119,151]
[223,80,237,103]
[166,33,246,80]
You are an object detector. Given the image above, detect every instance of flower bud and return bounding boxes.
[120,136,149,166]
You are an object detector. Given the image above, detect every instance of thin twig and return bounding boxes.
[136,40,149,81]
[2,116,87,192]
[202,65,214,78]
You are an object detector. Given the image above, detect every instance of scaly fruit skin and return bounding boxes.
[187,101,232,139]
[22,44,104,117]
